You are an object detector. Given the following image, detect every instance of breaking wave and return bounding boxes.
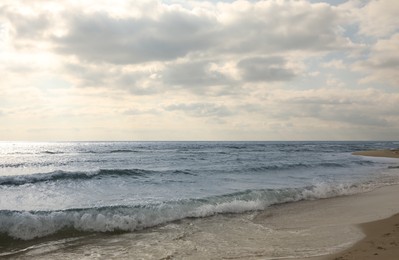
[0,181,381,240]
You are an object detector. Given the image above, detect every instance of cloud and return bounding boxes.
[218,1,351,52]
[269,88,399,127]
[1,0,355,93]
[354,33,399,86]
[354,0,399,38]
[162,60,233,88]
[238,57,296,82]
[53,10,218,64]
[322,59,346,69]
[0,5,52,50]
[165,102,233,118]
[62,61,162,95]
[41,0,352,65]
[123,108,159,116]
[1,0,399,141]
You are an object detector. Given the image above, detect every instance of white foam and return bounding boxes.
[189,200,267,218]
[1,178,397,240]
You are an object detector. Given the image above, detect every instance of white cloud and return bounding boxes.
[355,0,399,38]
[165,102,233,118]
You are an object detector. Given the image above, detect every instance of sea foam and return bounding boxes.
[0,181,383,240]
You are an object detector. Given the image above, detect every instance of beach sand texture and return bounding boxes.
[352,149,399,159]
[328,214,399,259]
[324,150,399,260]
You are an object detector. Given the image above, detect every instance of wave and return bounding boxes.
[109,149,137,153]
[3,149,139,156]
[0,169,195,186]
[42,149,138,154]
[248,163,307,171]
[1,161,70,169]
[0,163,25,168]
[247,162,348,172]
[42,151,64,155]
[0,181,379,240]
[82,149,138,154]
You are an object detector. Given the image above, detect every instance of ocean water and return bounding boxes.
[1,141,399,258]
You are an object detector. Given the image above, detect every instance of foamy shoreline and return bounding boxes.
[267,184,399,260]
[6,183,399,259]
[316,150,399,260]
[2,148,399,259]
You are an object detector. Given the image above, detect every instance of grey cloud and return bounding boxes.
[375,57,399,69]
[50,2,349,65]
[326,111,391,127]
[64,62,159,95]
[238,57,296,82]
[54,11,218,64]
[289,97,354,105]
[165,103,233,118]
[64,63,108,87]
[1,6,49,47]
[215,2,347,55]
[162,61,231,88]
[277,102,390,127]
[12,15,49,39]
[116,74,161,95]
[364,57,399,71]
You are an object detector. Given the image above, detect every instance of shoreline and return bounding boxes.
[352,149,399,159]
[10,183,399,259]
[326,214,399,259]
[321,150,399,260]
[2,149,399,259]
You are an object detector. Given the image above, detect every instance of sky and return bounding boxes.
[0,0,398,141]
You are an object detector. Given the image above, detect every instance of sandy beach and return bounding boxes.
[326,214,399,259]
[352,149,399,159]
[321,150,399,260]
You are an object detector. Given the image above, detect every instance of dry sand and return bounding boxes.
[327,214,399,259]
[353,149,399,159]
[324,150,399,260]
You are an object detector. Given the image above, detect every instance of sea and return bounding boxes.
[1,141,399,259]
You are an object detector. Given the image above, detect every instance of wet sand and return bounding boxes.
[326,150,399,260]
[327,214,399,259]
[321,150,399,260]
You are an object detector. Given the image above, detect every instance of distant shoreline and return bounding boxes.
[352,149,399,159]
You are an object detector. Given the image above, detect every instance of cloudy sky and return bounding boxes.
[0,0,398,141]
